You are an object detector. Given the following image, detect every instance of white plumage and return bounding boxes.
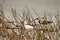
[24,21,33,29]
[34,19,39,24]
[24,25,33,29]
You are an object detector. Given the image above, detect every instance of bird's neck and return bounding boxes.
[24,23,27,26]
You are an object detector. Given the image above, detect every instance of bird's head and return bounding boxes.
[24,21,28,25]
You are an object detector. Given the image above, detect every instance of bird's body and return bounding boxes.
[24,25,33,29]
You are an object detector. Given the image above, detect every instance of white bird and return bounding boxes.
[24,21,34,29]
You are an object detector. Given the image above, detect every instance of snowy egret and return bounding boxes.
[24,21,34,30]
